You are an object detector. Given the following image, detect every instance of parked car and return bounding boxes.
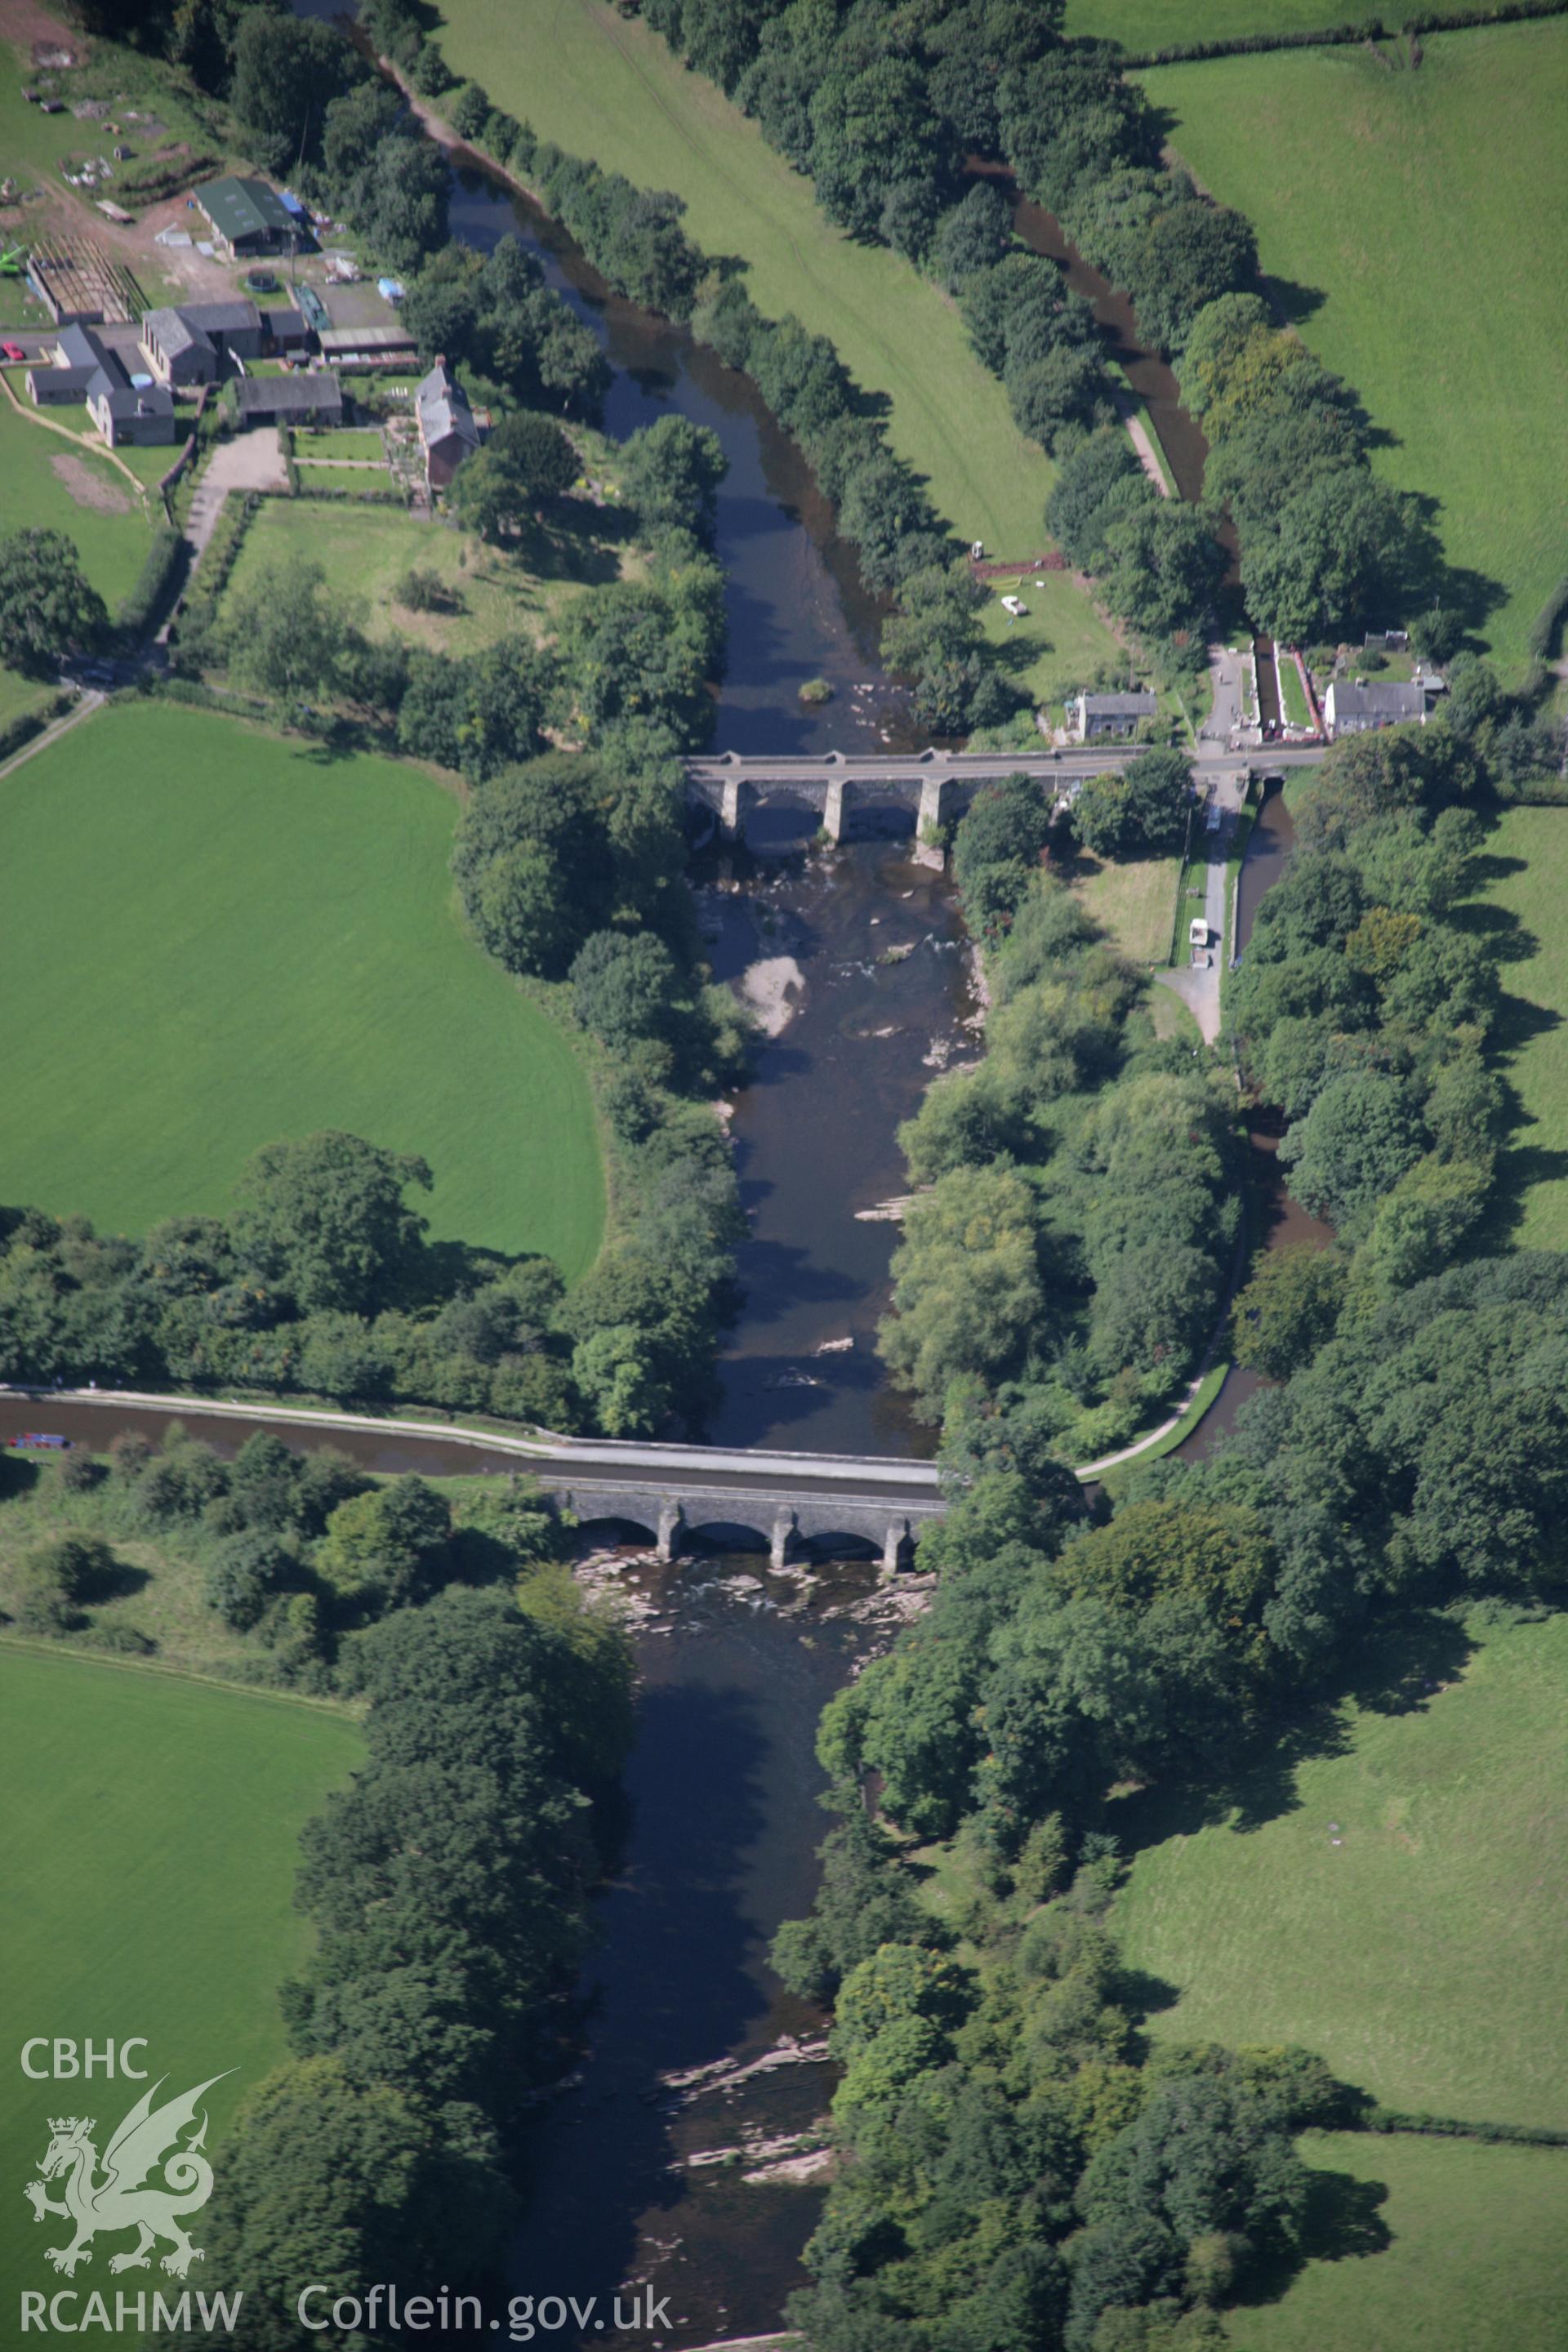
[2,341,26,362]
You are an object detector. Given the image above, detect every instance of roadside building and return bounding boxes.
[193,176,297,261]
[235,372,345,429]
[1068,688,1157,742]
[415,358,480,488]
[1323,678,1446,737]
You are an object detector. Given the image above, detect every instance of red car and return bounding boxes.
[2,341,26,363]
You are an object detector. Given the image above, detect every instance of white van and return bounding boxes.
[1189,916,1209,949]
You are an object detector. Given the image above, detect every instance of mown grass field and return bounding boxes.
[1225,2132,1568,2352]
[0,701,604,1275]
[222,496,631,658]
[1066,0,1376,42]
[1116,1610,1568,2130]
[0,385,154,606]
[1142,23,1568,676]
[1071,851,1182,964]
[0,1646,359,2322]
[1471,808,1568,1251]
[430,0,1122,695]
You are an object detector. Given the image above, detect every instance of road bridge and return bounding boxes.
[685,746,1138,844]
[684,744,1325,844]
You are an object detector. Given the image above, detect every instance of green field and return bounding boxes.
[0,389,154,606]
[1226,2132,1568,2352]
[1065,0,1379,43]
[1071,849,1183,964]
[293,428,388,461]
[0,701,604,1274]
[431,0,1122,694]
[0,1646,359,2321]
[1116,1610,1568,2129]
[223,496,628,657]
[1142,23,1568,675]
[1472,808,1568,1250]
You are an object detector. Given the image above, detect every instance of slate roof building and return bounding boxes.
[26,323,107,403]
[140,299,301,385]
[1069,689,1158,742]
[25,323,175,445]
[415,358,480,488]
[1323,679,1443,737]
[139,305,216,387]
[235,372,345,428]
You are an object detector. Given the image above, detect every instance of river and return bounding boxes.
[238,39,964,2338]
[65,29,1304,2336]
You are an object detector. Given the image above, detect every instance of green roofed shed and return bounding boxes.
[194,176,296,258]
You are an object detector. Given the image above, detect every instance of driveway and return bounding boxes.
[1155,769,1250,1044]
[201,428,287,493]
[157,429,286,642]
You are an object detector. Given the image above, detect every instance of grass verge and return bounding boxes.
[1140,22,1568,676]
[0,700,604,1273]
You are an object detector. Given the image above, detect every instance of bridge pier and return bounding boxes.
[917,774,954,844]
[881,1519,913,1579]
[719,777,746,841]
[771,1512,800,1571]
[822,777,848,843]
[657,1503,685,1564]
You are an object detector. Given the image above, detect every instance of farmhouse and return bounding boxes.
[1323,678,1446,737]
[25,325,176,446]
[193,176,298,261]
[416,359,480,488]
[1069,689,1157,742]
[236,372,345,429]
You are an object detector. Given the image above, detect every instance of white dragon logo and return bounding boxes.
[24,2074,231,2279]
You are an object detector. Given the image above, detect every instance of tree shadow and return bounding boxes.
[80,1552,149,1606]
[1258,274,1328,330]
[1111,1608,1476,1860]
[0,1452,39,1501]
[1238,2163,1392,2313]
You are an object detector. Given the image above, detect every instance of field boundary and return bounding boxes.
[0,1630,358,1717]
[1119,0,1568,65]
